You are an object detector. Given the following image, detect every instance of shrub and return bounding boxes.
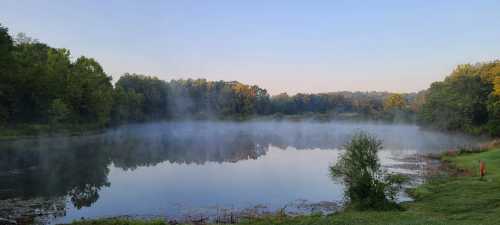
[330,132,407,210]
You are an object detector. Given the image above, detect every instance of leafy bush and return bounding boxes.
[330,132,407,210]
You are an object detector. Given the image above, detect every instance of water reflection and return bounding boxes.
[0,121,484,224]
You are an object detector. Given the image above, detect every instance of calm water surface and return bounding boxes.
[0,121,484,224]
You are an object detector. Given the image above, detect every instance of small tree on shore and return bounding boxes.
[330,132,407,210]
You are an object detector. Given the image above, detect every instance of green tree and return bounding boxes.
[330,132,406,210]
[0,23,15,124]
[487,96,500,136]
[111,87,145,123]
[418,62,498,134]
[115,74,169,120]
[67,57,114,126]
[12,41,55,122]
[48,98,70,126]
[487,75,500,136]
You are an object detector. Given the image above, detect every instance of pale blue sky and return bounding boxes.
[1,1,499,94]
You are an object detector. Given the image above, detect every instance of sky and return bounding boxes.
[1,1,499,95]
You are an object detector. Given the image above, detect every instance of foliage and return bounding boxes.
[113,75,271,122]
[0,24,15,125]
[269,91,417,120]
[114,74,169,121]
[0,23,422,133]
[0,23,114,129]
[2,22,498,137]
[384,93,414,122]
[111,86,145,123]
[48,98,70,126]
[495,76,500,96]
[418,61,500,136]
[0,24,14,125]
[384,93,406,111]
[69,57,114,126]
[330,132,406,210]
[486,95,500,136]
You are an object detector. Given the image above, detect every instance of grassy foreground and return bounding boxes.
[70,148,500,225]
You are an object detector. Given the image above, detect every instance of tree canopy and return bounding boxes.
[418,61,500,136]
[1,23,499,137]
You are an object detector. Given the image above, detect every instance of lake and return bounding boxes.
[0,121,484,224]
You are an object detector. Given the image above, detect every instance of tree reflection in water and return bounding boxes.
[0,123,273,221]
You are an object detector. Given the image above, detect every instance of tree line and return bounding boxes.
[418,61,500,136]
[0,24,272,127]
[0,25,114,127]
[0,24,416,129]
[1,23,498,137]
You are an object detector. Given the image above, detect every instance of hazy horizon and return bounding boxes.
[1,0,499,95]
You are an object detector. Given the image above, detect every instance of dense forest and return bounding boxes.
[0,23,499,136]
[418,62,500,136]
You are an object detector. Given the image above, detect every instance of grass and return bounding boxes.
[69,148,500,225]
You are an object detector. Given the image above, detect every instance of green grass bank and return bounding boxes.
[69,148,500,225]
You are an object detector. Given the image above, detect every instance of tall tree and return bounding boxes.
[418,62,498,135]
[67,57,114,126]
[0,23,15,124]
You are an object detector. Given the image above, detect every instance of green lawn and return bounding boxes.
[70,149,500,225]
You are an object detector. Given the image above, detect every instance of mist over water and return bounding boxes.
[0,121,485,224]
